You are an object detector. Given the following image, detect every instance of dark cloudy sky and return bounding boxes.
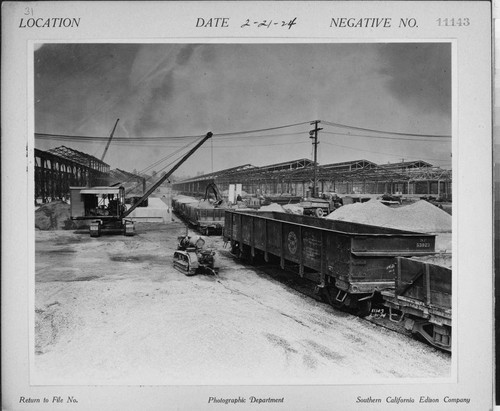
[34,43,451,176]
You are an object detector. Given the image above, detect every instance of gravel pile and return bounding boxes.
[259,203,286,212]
[197,200,217,209]
[174,195,198,204]
[326,199,451,233]
[35,201,76,230]
[174,195,228,209]
[282,204,304,215]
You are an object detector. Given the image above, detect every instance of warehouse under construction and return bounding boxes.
[172,157,451,200]
[35,147,451,204]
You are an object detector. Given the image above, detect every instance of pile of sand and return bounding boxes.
[259,203,285,213]
[326,199,451,233]
[174,195,198,204]
[35,201,76,230]
[259,203,286,212]
[282,204,304,215]
[196,200,215,209]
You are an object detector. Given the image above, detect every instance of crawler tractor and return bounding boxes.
[173,233,218,276]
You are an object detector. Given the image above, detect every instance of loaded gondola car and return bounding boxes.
[224,209,439,319]
[381,257,452,351]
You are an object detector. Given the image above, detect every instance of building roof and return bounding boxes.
[174,158,449,184]
[47,146,109,170]
[257,158,314,172]
[380,160,433,169]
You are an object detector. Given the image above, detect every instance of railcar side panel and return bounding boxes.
[282,224,301,264]
[242,214,253,244]
[324,232,351,278]
[394,257,452,309]
[351,236,436,256]
[232,212,241,240]
[301,227,322,271]
[266,219,282,256]
[224,210,436,295]
[254,217,267,249]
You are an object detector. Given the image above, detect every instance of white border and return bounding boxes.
[2,2,492,410]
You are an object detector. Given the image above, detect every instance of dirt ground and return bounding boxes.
[34,215,450,385]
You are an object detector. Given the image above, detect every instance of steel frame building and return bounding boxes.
[35,146,109,202]
[173,158,452,200]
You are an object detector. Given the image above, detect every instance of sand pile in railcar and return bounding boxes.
[174,195,198,204]
[260,203,286,212]
[197,200,222,209]
[35,201,76,230]
[195,200,209,209]
[326,199,451,233]
[282,204,304,214]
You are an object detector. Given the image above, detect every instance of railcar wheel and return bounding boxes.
[356,298,372,317]
[230,242,240,255]
[239,244,253,263]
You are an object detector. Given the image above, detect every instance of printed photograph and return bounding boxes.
[33,42,452,385]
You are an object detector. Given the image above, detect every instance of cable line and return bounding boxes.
[213,121,311,137]
[34,121,310,142]
[322,141,450,164]
[322,120,451,138]
[35,132,205,142]
[321,130,450,143]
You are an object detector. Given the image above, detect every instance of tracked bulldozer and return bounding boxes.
[173,231,218,276]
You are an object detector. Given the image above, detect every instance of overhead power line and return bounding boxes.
[322,120,451,138]
[322,141,450,163]
[213,121,311,137]
[321,130,450,143]
[35,119,449,143]
[35,132,206,142]
[34,121,311,143]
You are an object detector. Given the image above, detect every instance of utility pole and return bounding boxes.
[309,120,322,197]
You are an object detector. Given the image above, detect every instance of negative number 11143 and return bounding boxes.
[437,18,470,27]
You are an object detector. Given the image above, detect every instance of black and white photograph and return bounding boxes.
[2,2,493,410]
[32,42,453,386]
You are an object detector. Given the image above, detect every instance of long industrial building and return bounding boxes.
[35,146,110,202]
[35,145,452,202]
[172,158,452,200]
[35,146,154,202]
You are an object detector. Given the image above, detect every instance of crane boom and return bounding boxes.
[123,132,213,218]
[101,118,120,161]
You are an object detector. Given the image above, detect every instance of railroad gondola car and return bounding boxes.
[224,209,437,317]
[381,257,452,351]
[172,195,225,235]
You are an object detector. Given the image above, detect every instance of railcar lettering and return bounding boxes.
[416,242,431,248]
[287,231,298,254]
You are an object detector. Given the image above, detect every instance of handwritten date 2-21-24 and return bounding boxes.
[241,18,297,29]
[436,18,470,26]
